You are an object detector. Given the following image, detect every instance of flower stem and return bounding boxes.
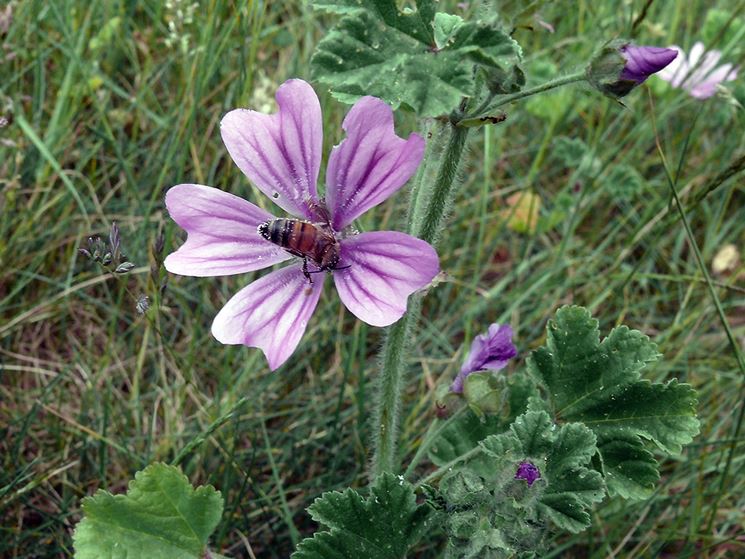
[370,122,470,478]
[416,126,469,243]
[415,446,482,488]
[458,71,587,126]
[371,304,416,477]
[403,405,468,480]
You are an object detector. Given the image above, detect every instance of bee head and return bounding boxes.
[257,221,271,240]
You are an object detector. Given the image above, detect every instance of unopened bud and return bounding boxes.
[586,40,677,99]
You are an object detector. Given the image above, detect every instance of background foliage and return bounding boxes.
[1,0,744,557]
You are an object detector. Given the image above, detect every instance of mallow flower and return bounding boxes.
[586,40,678,99]
[450,323,517,393]
[164,79,439,370]
[655,42,738,99]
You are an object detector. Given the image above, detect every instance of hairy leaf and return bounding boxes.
[292,473,435,559]
[73,463,224,559]
[439,410,603,556]
[311,0,520,117]
[482,411,605,533]
[528,306,699,498]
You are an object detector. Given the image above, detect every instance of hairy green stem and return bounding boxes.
[370,123,470,478]
[459,71,587,126]
[372,71,587,478]
[415,446,482,488]
[403,405,468,480]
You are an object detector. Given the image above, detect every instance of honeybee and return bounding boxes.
[257,219,346,282]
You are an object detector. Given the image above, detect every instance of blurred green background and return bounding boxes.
[1,0,744,557]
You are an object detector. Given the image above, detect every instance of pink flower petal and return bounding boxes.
[164,184,291,277]
[689,62,737,98]
[689,80,720,99]
[325,97,425,230]
[220,79,323,220]
[688,42,705,68]
[211,264,325,370]
[697,48,723,75]
[333,231,439,327]
[655,42,738,100]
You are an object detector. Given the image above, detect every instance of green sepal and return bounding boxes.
[463,371,504,416]
[429,371,538,474]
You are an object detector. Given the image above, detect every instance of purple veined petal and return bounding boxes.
[325,96,425,230]
[655,45,687,86]
[462,323,517,373]
[220,79,323,220]
[619,45,678,83]
[333,231,439,327]
[164,183,292,277]
[451,323,517,394]
[211,263,325,370]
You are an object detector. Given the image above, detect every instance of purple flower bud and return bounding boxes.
[586,40,677,99]
[515,461,541,486]
[619,44,678,84]
[450,323,517,394]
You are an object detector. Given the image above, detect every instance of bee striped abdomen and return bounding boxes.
[267,219,311,250]
[258,219,340,270]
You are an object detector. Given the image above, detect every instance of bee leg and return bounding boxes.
[302,258,312,284]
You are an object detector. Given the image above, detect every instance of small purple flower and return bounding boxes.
[515,461,541,486]
[656,42,739,99]
[450,323,517,393]
[164,79,439,370]
[586,40,677,99]
[619,44,678,84]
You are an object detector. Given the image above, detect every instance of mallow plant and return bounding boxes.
[73,2,699,558]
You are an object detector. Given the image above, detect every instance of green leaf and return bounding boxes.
[439,411,602,556]
[434,13,465,50]
[311,0,520,117]
[606,164,645,202]
[528,306,700,498]
[292,473,435,559]
[429,410,507,480]
[597,434,659,499]
[480,411,605,533]
[73,463,224,559]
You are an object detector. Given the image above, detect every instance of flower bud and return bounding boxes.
[586,40,677,99]
[450,323,517,394]
[515,461,541,486]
